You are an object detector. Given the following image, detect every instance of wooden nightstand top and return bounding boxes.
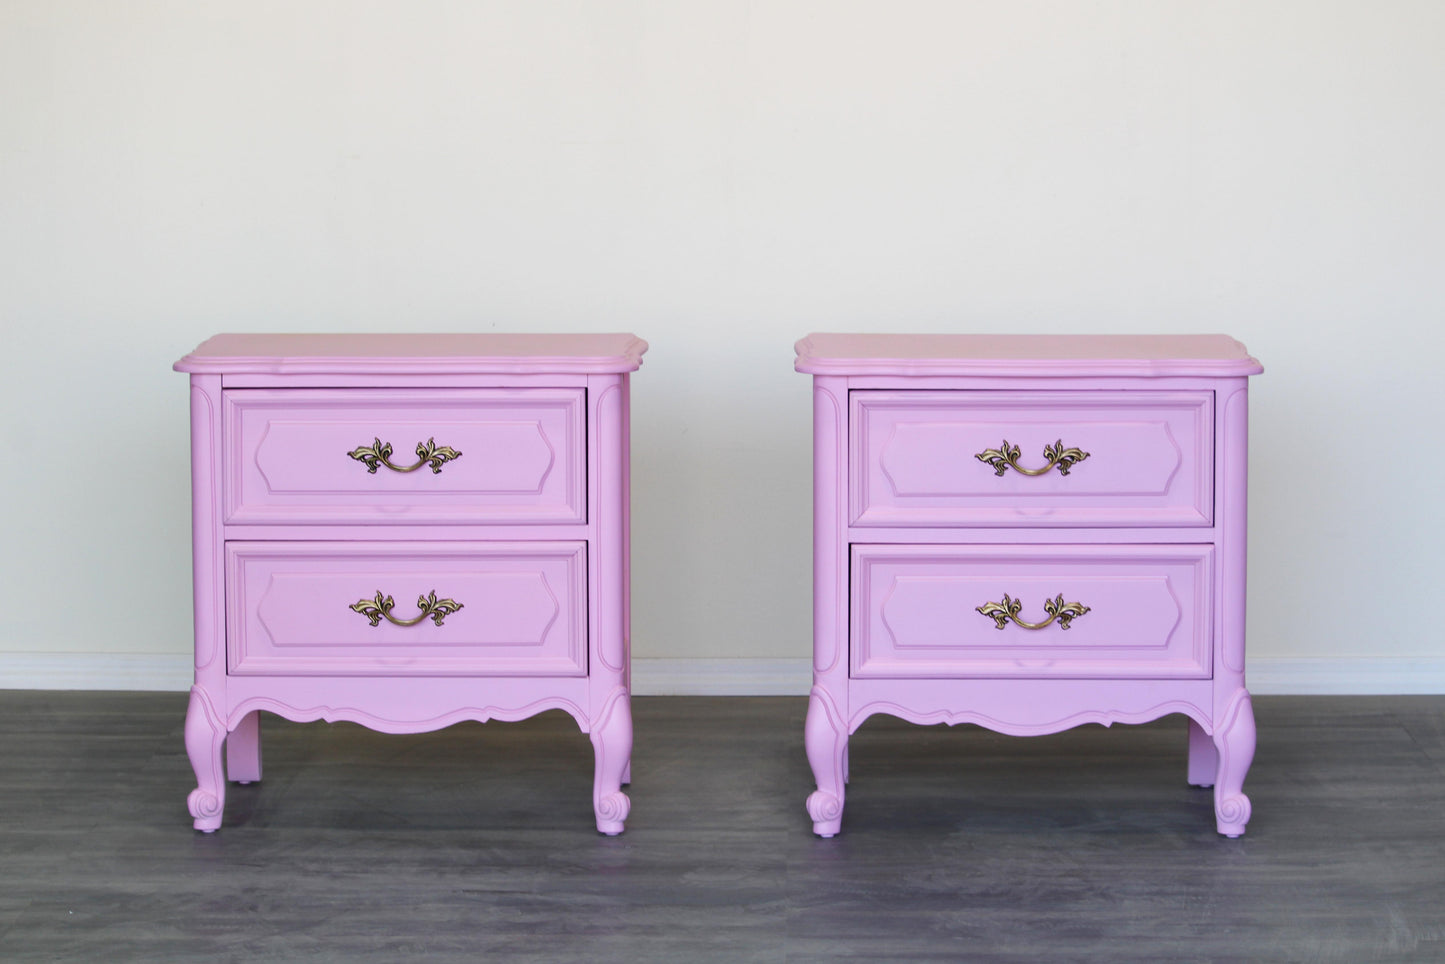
[176,332,648,375]
[794,333,1262,378]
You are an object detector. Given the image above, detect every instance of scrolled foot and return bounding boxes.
[185,686,226,833]
[805,686,847,837]
[590,687,633,835]
[595,790,631,836]
[807,789,843,837]
[188,789,223,833]
[1212,689,1257,837]
[1215,792,1252,838]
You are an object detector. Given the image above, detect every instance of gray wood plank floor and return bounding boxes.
[0,692,1441,963]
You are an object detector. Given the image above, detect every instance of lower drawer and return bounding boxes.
[226,541,587,676]
[851,544,1213,679]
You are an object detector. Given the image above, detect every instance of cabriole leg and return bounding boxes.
[185,687,227,832]
[1213,690,1256,837]
[227,710,262,785]
[805,686,847,837]
[590,688,633,835]
[1187,717,1217,788]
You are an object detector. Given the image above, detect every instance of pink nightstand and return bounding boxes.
[796,334,1263,837]
[175,333,645,834]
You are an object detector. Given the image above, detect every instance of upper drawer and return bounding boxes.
[851,391,1213,528]
[223,389,585,525]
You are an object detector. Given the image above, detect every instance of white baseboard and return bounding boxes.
[2,654,1444,696]
[0,654,195,692]
[631,658,812,696]
[1243,658,1445,695]
[630,658,1445,696]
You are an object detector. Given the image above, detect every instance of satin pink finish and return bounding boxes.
[798,333,1261,837]
[176,333,644,834]
[852,543,1213,680]
[225,388,586,525]
[852,390,1213,528]
[795,333,1263,377]
[176,332,648,374]
[227,541,588,677]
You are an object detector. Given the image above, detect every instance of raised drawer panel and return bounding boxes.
[851,544,1213,679]
[224,389,585,525]
[851,391,1213,528]
[226,541,587,676]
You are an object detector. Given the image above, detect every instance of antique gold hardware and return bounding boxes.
[350,590,464,627]
[348,438,462,474]
[976,594,1091,631]
[975,439,1089,477]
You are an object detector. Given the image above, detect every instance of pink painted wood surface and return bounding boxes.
[847,676,1215,734]
[186,373,228,832]
[852,390,1212,528]
[1211,380,1255,837]
[585,373,633,833]
[225,711,262,784]
[851,543,1212,679]
[795,333,1262,377]
[224,388,585,525]
[799,333,1259,838]
[221,674,593,732]
[805,376,851,837]
[1187,718,1218,787]
[176,332,648,374]
[179,335,641,834]
[226,541,587,677]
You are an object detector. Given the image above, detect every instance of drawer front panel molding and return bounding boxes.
[798,333,1261,839]
[224,388,586,525]
[851,390,1213,528]
[227,541,587,677]
[176,333,644,835]
[851,543,1213,679]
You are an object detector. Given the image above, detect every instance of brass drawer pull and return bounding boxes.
[977,594,1090,631]
[975,439,1089,477]
[348,438,462,474]
[350,590,464,627]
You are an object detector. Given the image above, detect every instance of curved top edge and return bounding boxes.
[175,333,648,374]
[794,333,1262,377]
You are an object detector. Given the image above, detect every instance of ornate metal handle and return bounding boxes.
[348,438,462,474]
[975,439,1089,477]
[350,590,464,627]
[976,594,1090,631]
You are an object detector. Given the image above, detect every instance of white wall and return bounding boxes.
[3,1,1443,691]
